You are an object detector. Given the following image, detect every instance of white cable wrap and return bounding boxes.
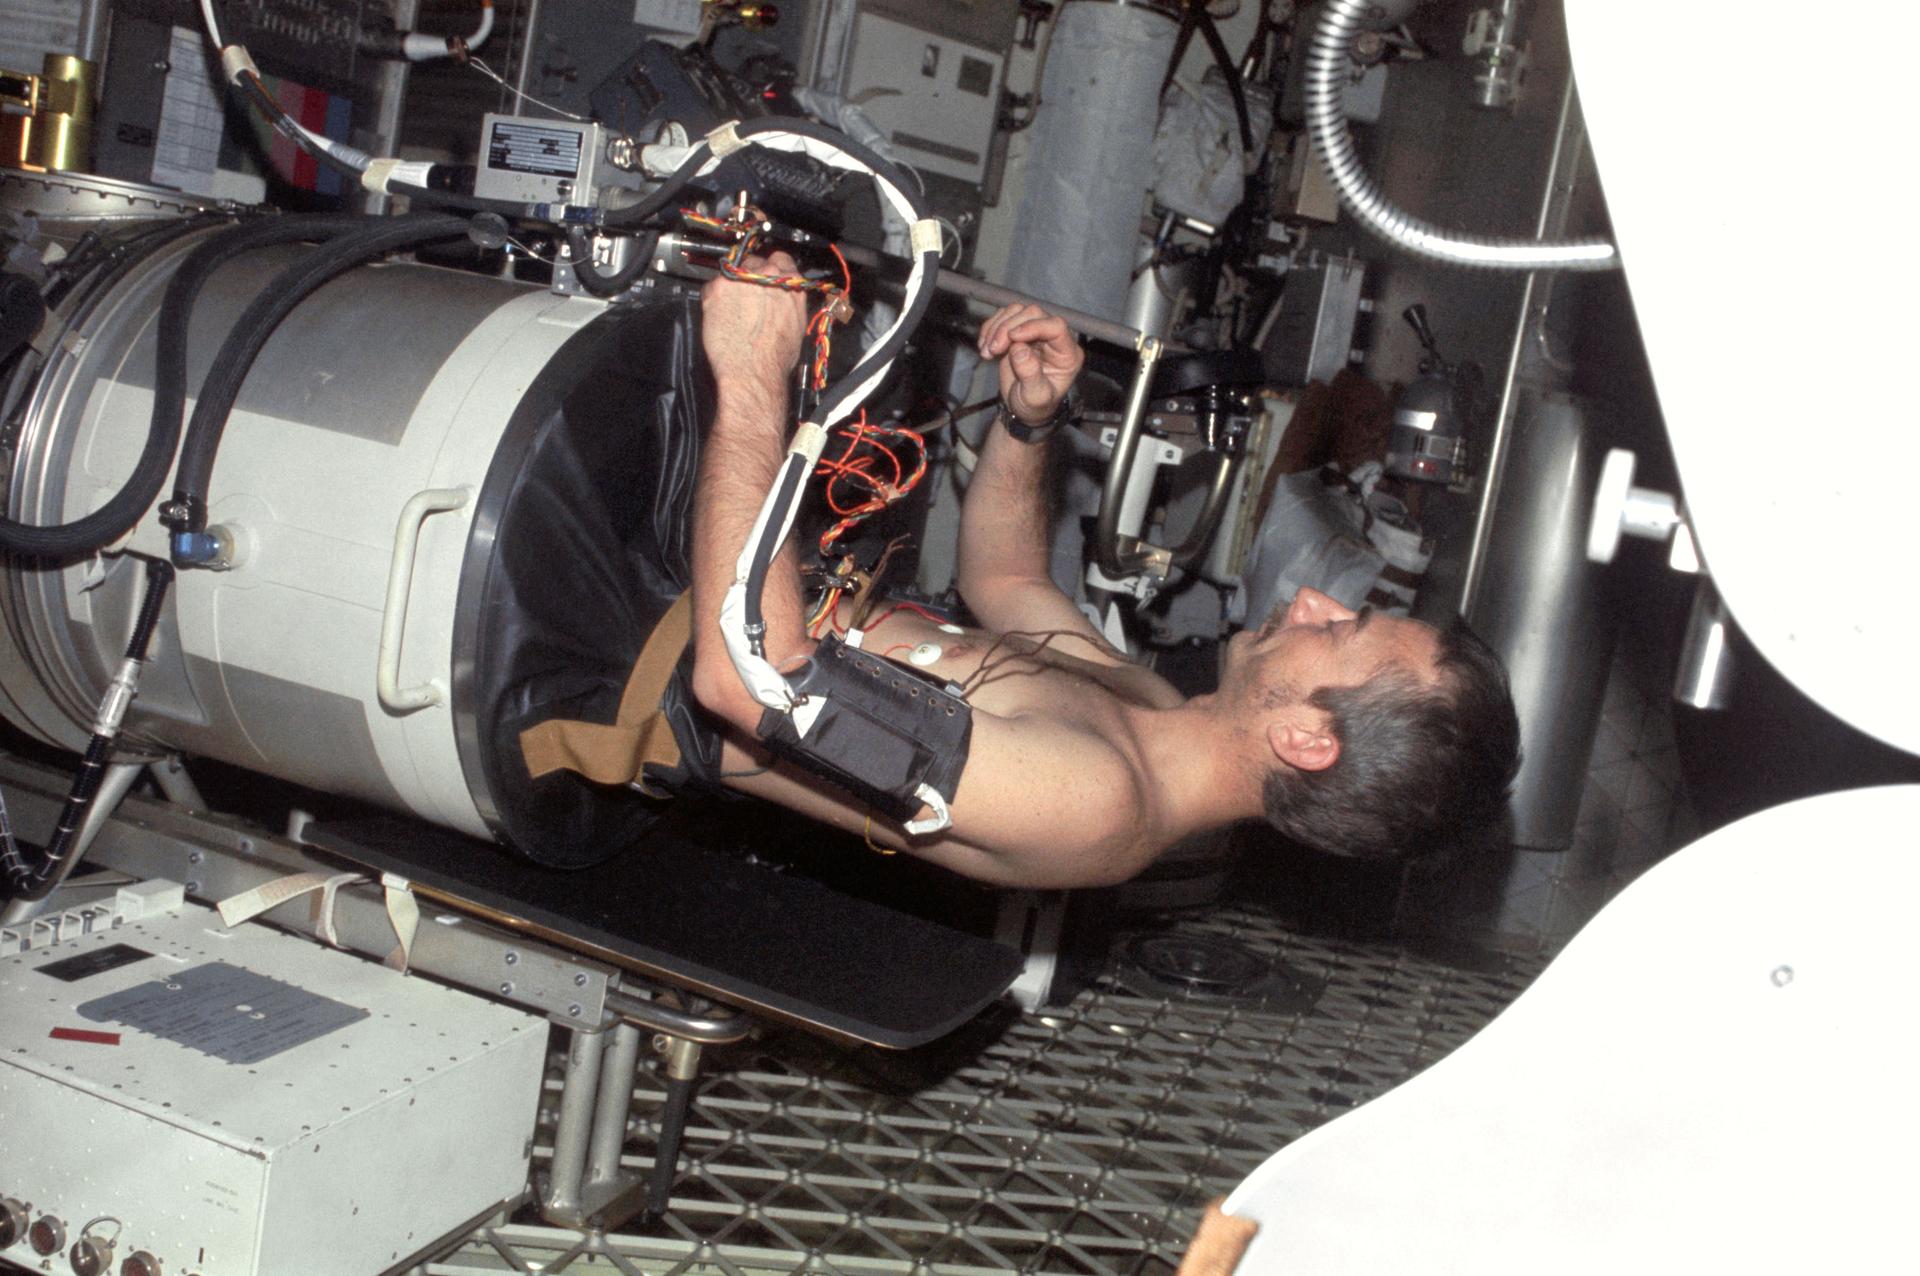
[721,422,833,710]
[707,121,748,157]
[402,32,452,60]
[219,44,258,84]
[910,218,944,256]
[361,158,435,193]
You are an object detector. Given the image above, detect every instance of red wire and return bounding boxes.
[869,600,949,628]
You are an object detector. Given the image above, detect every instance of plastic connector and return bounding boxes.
[169,527,232,570]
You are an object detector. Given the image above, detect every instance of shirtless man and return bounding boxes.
[690,254,1520,888]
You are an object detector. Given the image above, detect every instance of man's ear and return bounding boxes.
[1268,719,1340,773]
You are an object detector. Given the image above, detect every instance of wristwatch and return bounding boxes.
[998,388,1078,444]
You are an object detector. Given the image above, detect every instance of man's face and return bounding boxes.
[1222,587,1442,703]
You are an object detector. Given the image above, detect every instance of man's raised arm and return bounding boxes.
[955,305,1108,646]
[688,252,813,730]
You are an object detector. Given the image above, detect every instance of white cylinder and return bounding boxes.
[1002,2,1177,325]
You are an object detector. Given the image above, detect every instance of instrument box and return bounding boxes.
[0,896,545,1275]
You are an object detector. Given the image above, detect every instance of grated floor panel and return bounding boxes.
[419,905,1542,1275]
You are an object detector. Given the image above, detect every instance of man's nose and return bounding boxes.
[1287,587,1356,627]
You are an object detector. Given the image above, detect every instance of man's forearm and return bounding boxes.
[956,422,1054,617]
[690,377,810,722]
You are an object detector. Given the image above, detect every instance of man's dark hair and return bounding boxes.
[1261,618,1521,857]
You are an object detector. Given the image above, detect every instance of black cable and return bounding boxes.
[712,118,940,656]
[0,557,173,901]
[385,180,533,218]
[600,145,714,230]
[741,453,809,651]
[167,213,471,552]
[564,226,656,297]
[0,214,358,561]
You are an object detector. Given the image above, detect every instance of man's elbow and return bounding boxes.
[690,644,764,735]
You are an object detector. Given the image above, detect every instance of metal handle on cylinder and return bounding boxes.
[377,487,468,712]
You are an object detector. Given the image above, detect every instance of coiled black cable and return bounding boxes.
[0,214,356,561]
[166,213,472,550]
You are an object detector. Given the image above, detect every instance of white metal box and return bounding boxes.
[0,900,546,1275]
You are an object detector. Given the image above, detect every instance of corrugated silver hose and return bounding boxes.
[1302,0,1619,270]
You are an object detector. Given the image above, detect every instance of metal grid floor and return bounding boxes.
[422,905,1542,1275]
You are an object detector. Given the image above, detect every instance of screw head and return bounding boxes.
[504,951,519,966]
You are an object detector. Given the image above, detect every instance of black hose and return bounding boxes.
[386,180,532,219]
[741,453,809,650]
[0,214,360,561]
[564,226,655,297]
[0,557,173,902]
[167,213,471,549]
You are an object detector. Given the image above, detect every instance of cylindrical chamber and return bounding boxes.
[1,223,706,865]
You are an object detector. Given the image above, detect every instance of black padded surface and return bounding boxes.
[452,295,708,869]
[304,815,1024,1049]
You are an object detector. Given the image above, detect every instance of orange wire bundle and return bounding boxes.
[679,204,923,636]
[813,412,928,557]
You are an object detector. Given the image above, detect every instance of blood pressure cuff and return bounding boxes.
[756,634,973,825]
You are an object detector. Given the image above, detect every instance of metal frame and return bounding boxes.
[412,905,1540,1274]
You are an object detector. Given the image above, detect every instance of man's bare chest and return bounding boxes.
[853,612,1178,720]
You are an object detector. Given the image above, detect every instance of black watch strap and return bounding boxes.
[999,388,1077,443]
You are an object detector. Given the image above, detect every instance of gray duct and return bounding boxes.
[1302,0,1618,269]
[1002,1,1177,324]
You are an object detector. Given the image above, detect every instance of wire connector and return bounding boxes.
[91,657,142,738]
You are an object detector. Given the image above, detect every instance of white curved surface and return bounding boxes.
[1564,0,1920,755]
[1223,785,1920,1273]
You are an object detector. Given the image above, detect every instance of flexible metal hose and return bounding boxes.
[1301,0,1618,271]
